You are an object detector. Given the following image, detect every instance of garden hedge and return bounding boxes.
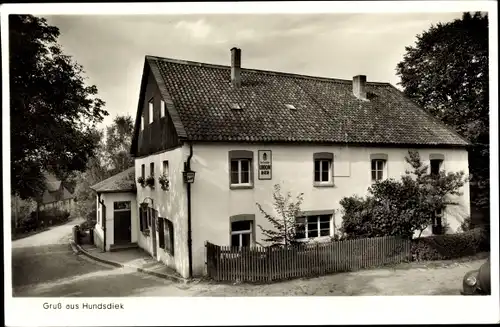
[411,227,489,261]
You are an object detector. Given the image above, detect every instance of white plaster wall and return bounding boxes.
[135,145,190,278]
[96,192,138,251]
[189,143,470,275]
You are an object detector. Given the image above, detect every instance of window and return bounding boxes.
[141,164,145,179]
[430,160,443,176]
[228,150,254,188]
[147,208,152,227]
[296,214,332,240]
[313,152,333,184]
[432,209,444,235]
[150,162,155,177]
[370,153,388,182]
[429,154,445,176]
[162,160,169,176]
[371,160,385,181]
[314,159,331,182]
[231,220,252,247]
[160,100,166,118]
[141,116,144,131]
[231,159,251,184]
[148,100,154,124]
[114,201,131,211]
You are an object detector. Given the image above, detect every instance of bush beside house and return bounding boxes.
[411,227,489,261]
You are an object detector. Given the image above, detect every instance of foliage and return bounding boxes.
[103,115,135,174]
[145,176,155,189]
[72,115,135,222]
[158,174,170,191]
[16,208,70,233]
[411,228,488,261]
[11,195,36,227]
[458,216,473,232]
[137,176,146,188]
[340,150,467,239]
[396,12,489,220]
[256,184,304,247]
[9,15,108,199]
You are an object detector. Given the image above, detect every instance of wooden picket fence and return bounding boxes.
[206,236,412,282]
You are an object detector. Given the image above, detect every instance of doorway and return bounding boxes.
[113,201,132,244]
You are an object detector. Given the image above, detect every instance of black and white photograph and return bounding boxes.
[2,1,498,326]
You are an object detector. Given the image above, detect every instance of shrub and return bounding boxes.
[458,216,473,232]
[340,150,468,239]
[411,228,485,261]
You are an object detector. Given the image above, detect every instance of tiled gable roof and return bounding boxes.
[90,167,136,194]
[137,55,468,147]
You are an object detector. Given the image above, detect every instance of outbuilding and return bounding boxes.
[90,167,139,251]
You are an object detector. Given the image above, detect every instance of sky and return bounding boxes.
[44,13,464,128]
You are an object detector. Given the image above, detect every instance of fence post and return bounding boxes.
[267,247,272,282]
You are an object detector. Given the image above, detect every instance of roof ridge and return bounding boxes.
[145,55,392,86]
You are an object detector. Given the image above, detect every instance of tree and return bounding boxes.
[73,115,135,222]
[256,184,304,247]
[103,115,135,174]
[9,15,108,200]
[396,12,489,223]
[340,150,468,239]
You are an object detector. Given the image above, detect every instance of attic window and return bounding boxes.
[285,104,296,110]
[230,103,242,110]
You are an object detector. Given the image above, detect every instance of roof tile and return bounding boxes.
[145,56,468,146]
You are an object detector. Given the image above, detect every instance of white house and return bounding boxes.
[108,47,470,279]
[91,167,138,252]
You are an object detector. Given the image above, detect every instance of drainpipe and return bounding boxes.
[186,143,194,278]
[98,193,106,252]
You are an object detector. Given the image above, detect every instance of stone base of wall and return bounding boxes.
[93,228,104,251]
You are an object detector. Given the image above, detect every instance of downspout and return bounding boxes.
[186,143,194,278]
[98,193,106,252]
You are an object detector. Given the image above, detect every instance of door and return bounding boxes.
[151,208,158,257]
[113,201,132,244]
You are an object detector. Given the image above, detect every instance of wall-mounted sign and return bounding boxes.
[258,150,272,180]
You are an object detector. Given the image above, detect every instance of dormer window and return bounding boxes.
[285,104,296,110]
[148,99,154,124]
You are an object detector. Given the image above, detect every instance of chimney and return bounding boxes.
[231,47,241,87]
[353,75,367,100]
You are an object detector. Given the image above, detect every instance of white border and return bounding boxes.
[2,1,499,326]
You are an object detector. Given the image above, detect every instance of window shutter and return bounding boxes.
[168,220,175,256]
[158,218,165,249]
[139,208,144,232]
